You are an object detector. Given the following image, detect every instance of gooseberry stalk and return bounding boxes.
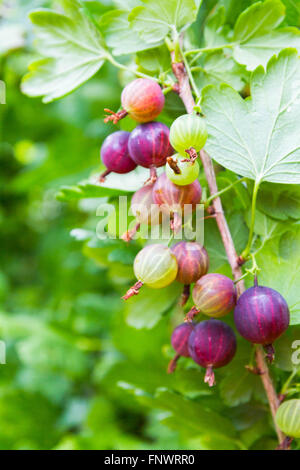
[170,38,286,445]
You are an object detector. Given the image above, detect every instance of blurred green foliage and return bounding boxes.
[0,0,299,450]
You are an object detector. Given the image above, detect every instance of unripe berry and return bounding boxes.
[276,399,300,438]
[188,319,237,386]
[234,285,289,361]
[168,322,195,373]
[100,131,137,181]
[192,273,236,318]
[166,154,200,186]
[122,244,178,299]
[171,242,209,285]
[170,114,207,155]
[128,122,173,169]
[122,79,164,122]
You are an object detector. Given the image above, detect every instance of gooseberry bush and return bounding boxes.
[22,0,300,450]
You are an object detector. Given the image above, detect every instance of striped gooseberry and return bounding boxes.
[168,322,195,373]
[122,244,178,299]
[276,399,300,439]
[100,131,137,182]
[186,273,236,321]
[166,154,200,186]
[234,284,290,362]
[188,319,237,386]
[152,172,202,231]
[169,114,207,155]
[104,79,164,124]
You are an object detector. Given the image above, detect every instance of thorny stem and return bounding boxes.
[171,44,286,445]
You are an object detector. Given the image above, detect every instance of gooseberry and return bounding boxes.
[104,78,165,124]
[169,114,207,155]
[234,284,290,362]
[171,241,209,305]
[276,399,300,438]
[186,273,236,321]
[122,184,161,241]
[152,173,202,231]
[168,322,195,373]
[122,244,178,299]
[128,122,173,182]
[166,154,200,186]
[100,130,136,182]
[188,319,237,386]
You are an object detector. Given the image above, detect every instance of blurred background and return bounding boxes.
[1,0,299,451]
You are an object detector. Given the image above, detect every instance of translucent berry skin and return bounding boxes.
[166,154,200,186]
[170,114,207,155]
[192,273,236,317]
[128,122,173,169]
[234,286,290,345]
[171,322,195,357]
[188,319,237,368]
[171,242,209,284]
[101,131,137,174]
[131,184,161,225]
[152,173,202,214]
[121,79,165,123]
[133,244,178,289]
[276,399,300,438]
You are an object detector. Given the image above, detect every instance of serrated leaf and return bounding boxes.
[125,283,179,329]
[99,9,160,56]
[129,0,198,44]
[232,0,300,70]
[202,49,300,185]
[21,0,107,102]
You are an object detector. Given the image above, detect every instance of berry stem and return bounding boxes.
[144,166,157,185]
[99,169,111,183]
[204,366,216,387]
[167,353,181,374]
[180,284,190,307]
[122,281,143,300]
[121,223,141,242]
[104,108,128,124]
[184,306,200,322]
[171,41,286,445]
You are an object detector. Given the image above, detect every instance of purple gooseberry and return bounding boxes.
[171,241,209,306]
[128,122,173,183]
[234,284,290,362]
[100,130,137,182]
[188,319,237,386]
[168,322,195,373]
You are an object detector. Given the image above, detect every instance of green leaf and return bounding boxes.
[202,49,300,185]
[136,45,171,74]
[219,341,266,406]
[125,282,180,329]
[282,0,300,26]
[21,0,107,103]
[57,167,152,201]
[120,385,237,439]
[255,228,300,324]
[99,9,160,56]
[232,0,300,70]
[257,183,300,220]
[129,0,198,43]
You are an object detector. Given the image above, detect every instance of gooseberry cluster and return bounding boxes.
[102,78,290,390]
